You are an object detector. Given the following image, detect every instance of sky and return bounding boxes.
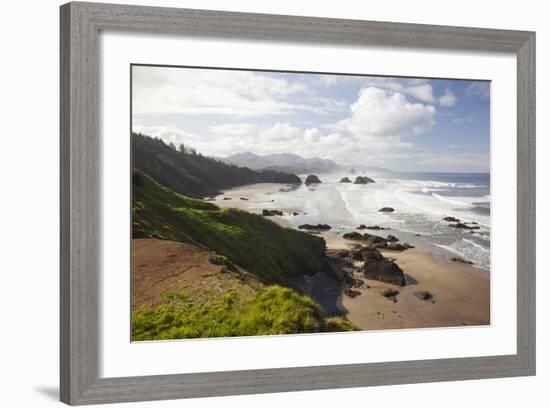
[132,65,490,172]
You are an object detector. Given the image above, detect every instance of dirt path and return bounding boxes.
[132,238,259,310]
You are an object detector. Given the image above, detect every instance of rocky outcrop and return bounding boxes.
[262,209,283,216]
[378,207,395,213]
[449,222,480,230]
[298,224,332,231]
[305,175,322,185]
[342,232,412,251]
[451,257,474,265]
[386,242,414,251]
[363,248,406,286]
[354,176,375,184]
[343,231,364,240]
[358,225,388,230]
[340,177,352,183]
[443,216,460,222]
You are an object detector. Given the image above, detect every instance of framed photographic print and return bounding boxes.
[60,2,536,405]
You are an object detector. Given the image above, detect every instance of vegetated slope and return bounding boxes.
[133,285,356,340]
[132,133,301,198]
[132,169,326,284]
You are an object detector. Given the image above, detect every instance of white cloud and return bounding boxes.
[342,87,436,142]
[259,123,302,142]
[133,124,201,147]
[209,123,257,135]
[439,88,457,107]
[406,84,436,103]
[133,66,308,117]
[357,78,437,104]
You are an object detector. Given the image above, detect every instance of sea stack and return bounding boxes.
[305,174,322,185]
[340,177,352,183]
[354,176,375,184]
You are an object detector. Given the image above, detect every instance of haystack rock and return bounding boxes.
[305,174,322,185]
[354,176,375,184]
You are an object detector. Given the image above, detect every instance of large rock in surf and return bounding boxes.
[378,207,395,213]
[443,216,460,222]
[340,177,352,183]
[362,248,406,286]
[354,176,375,184]
[449,222,480,230]
[305,174,322,185]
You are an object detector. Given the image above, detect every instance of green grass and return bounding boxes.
[132,285,357,340]
[132,169,327,284]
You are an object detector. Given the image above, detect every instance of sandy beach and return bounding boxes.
[212,182,491,331]
[212,183,296,227]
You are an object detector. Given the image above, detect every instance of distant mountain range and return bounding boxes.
[222,152,339,174]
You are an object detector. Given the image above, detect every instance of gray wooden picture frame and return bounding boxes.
[60,1,536,405]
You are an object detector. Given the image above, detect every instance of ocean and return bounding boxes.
[259,171,491,273]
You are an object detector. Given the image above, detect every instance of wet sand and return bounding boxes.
[212,183,297,227]
[341,246,490,330]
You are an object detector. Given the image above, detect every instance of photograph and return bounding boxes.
[130,65,491,341]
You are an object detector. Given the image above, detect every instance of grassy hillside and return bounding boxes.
[132,285,356,340]
[132,133,301,198]
[132,169,327,284]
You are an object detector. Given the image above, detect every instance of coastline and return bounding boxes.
[212,182,490,330]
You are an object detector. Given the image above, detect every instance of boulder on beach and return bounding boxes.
[386,242,414,251]
[354,176,375,184]
[443,216,460,222]
[362,233,386,246]
[343,231,364,240]
[262,209,283,216]
[414,291,433,301]
[363,248,406,286]
[383,289,400,298]
[340,177,352,183]
[386,235,399,242]
[305,175,322,185]
[298,223,331,231]
[378,207,395,213]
